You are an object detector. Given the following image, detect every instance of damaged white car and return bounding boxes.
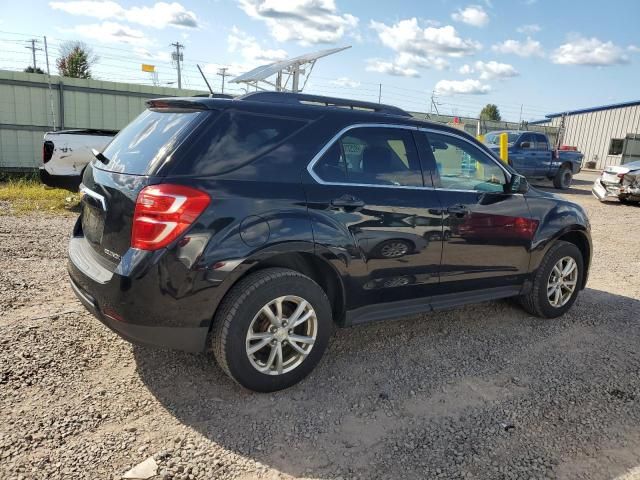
[592,161,640,204]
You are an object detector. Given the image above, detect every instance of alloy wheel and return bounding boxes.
[380,241,409,258]
[245,296,318,375]
[547,256,578,308]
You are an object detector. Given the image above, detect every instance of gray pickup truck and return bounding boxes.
[485,131,583,189]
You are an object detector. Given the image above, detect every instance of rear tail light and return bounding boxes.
[43,141,54,163]
[514,217,539,240]
[131,184,210,251]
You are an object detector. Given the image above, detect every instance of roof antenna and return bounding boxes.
[196,64,214,96]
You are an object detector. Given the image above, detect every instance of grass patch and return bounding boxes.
[0,179,80,214]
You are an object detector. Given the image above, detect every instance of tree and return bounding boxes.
[24,66,45,74]
[480,104,501,121]
[56,41,97,79]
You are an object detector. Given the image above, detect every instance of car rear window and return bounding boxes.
[169,110,308,176]
[96,109,204,175]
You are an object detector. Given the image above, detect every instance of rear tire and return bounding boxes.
[518,241,583,318]
[553,165,573,189]
[211,268,332,392]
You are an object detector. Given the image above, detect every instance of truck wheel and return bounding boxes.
[553,165,572,189]
[211,268,332,392]
[518,241,583,318]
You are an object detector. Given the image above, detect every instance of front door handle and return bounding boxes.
[447,204,469,217]
[331,195,365,209]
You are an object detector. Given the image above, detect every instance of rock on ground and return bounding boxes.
[1,172,640,480]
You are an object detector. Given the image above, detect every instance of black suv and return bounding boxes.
[69,92,592,392]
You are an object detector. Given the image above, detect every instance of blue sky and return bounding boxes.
[1,0,639,120]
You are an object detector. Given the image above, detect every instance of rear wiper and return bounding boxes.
[91,148,109,164]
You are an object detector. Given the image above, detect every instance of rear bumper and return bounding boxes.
[39,168,82,192]
[592,178,624,201]
[68,235,212,352]
[69,276,208,351]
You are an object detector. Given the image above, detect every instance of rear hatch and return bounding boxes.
[79,104,209,262]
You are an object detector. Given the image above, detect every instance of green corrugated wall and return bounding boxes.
[0,69,206,171]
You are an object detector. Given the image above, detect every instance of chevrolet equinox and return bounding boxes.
[69,92,592,392]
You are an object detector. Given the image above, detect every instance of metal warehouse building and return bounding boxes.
[532,100,640,170]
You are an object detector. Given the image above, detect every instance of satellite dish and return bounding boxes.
[231,46,351,93]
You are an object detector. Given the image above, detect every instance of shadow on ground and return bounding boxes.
[133,288,640,479]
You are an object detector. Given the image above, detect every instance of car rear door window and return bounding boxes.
[313,127,423,187]
[424,132,506,193]
[171,110,308,175]
[534,133,549,151]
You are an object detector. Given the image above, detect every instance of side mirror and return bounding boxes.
[508,173,529,194]
[519,141,531,149]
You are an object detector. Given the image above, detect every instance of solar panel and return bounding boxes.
[231,46,351,83]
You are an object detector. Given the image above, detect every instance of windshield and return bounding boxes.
[96,109,204,175]
[485,132,520,145]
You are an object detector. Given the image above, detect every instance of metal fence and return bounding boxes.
[0,69,205,171]
[409,112,559,145]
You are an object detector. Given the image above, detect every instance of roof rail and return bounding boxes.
[238,92,411,117]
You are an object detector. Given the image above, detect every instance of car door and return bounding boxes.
[303,125,444,313]
[416,129,533,298]
[510,133,536,178]
[533,133,553,177]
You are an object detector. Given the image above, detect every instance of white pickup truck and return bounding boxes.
[39,129,117,191]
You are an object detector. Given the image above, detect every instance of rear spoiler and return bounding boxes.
[146,99,212,111]
[45,129,118,136]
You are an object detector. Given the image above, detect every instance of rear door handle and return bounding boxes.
[331,195,365,209]
[447,204,469,217]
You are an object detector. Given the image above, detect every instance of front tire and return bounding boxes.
[519,241,583,318]
[553,165,573,189]
[211,268,332,392]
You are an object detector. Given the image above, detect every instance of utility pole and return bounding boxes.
[26,39,42,70]
[170,42,184,89]
[217,67,229,94]
[429,90,440,115]
[43,36,56,130]
[518,104,523,127]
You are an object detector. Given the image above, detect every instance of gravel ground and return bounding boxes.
[1,172,640,480]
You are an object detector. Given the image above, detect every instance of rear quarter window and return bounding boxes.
[169,110,308,176]
[97,109,203,175]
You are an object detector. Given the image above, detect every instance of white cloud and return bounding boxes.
[371,18,481,58]
[551,36,629,66]
[492,37,543,57]
[237,0,358,46]
[330,77,361,88]
[201,27,289,81]
[67,21,151,46]
[629,45,640,53]
[395,52,449,70]
[228,26,288,65]
[459,60,518,80]
[368,18,478,76]
[50,1,199,28]
[517,24,541,34]
[434,78,491,95]
[133,48,172,63]
[451,5,489,28]
[366,59,419,77]
[50,0,122,18]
